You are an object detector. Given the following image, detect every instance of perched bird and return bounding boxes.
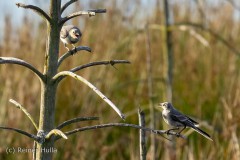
[158,102,213,141]
[60,25,82,51]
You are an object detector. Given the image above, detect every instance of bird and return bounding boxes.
[60,25,82,51]
[158,102,213,141]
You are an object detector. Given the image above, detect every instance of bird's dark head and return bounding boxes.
[70,28,82,40]
[159,102,172,110]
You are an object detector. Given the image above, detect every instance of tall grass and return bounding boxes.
[0,1,240,159]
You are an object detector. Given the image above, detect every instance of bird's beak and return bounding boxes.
[75,33,80,37]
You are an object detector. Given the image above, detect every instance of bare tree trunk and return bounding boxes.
[164,0,173,102]
[36,0,61,159]
[163,0,175,160]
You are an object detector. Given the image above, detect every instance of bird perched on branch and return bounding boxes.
[60,25,82,51]
[158,102,213,141]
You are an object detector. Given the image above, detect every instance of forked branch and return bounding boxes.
[52,71,125,120]
[0,57,45,82]
[16,3,51,23]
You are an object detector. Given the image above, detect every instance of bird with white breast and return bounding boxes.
[60,25,82,51]
[158,102,213,141]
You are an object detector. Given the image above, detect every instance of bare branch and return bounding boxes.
[70,60,130,72]
[60,9,106,25]
[0,126,38,140]
[56,60,130,83]
[61,0,78,14]
[87,9,107,13]
[55,123,186,141]
[16,3,51,23]
[0,57,45,82]
[45,129,68,140]
[56,116,99,129]
[9,99,38,131]
[58,46,92,67]
[60,11,95,25]
[52,71,125,120]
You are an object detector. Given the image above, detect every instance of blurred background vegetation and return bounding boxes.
[0,0,240,159]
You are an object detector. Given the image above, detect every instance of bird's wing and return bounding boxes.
[60,27,68,39]
[172,108,199,124]
[60,25,75,38]
[170,110,197,127]
[170,113,189,123]
[186,116,199,125]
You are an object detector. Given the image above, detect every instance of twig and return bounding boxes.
[58,46,92,67]
[70,60,130,72]
[9,99,38,131]
[56,116,99,129]
[56,60,130,83]
[87,9,107,13]
[138,109,147,160]
[61,0,78,14]
[55,123,186,141]
[45,129,68,140]
[16,3,51,23]
[0,126,38,140]
[52,71,125,120]
[60,9,106,25]
[60,11,95,25]
[0,57,45,82]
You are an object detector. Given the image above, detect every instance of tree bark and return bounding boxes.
[164,0,173,102]
[163,0,175,160]
[36,0,61,159]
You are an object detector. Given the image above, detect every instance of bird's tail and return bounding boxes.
[192,126,213,141]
